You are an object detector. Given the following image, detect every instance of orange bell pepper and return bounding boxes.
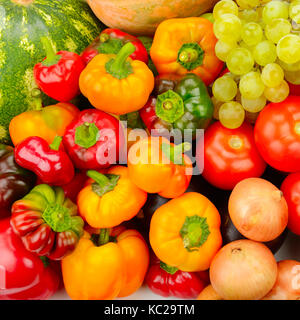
[149,192,222,272]
[128,136,192,198]
[77,166,147,228]
[150,17,223,85]
[79,42,154,115]
[62,226,149,300]
[9,102,80,146]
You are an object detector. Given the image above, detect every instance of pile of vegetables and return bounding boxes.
[0,0,300,301]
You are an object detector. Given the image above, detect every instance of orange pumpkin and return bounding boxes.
[87,0,218,36]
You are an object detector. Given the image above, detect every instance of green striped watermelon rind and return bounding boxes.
[0,0,104,143]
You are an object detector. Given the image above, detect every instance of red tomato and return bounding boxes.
[254,96,300,172]
[281,173,300,236]
[199,121,266,190]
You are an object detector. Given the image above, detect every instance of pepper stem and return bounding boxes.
[98,229,110,246]
[87,170,111,186]
[100,33,110,43]
[160,261,178,275]
[177,43,204,71]
[41,36,61,67]
[105,42,135,79]
[87,170,120,197]
[156,90,185,123]
[161,142,191,165]
[179,49,199,63]
[49,136,62,151]
[75,122,99,149]
[180,215,211,252]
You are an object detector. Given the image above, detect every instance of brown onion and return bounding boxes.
[228,178,288,242]
[263,260,300,300]
[197,285,223,300]
[210,240,278,300]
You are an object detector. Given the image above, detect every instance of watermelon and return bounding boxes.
[0,0,103,143]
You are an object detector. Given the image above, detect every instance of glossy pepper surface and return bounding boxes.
[81,28,148,65]
[79,42,154,115]
[140,73,213,138]
[63,109,124,170]
[9,102,80,146]
[15,136,75,186]
[62,227,149,300]
[146,258,209,299]
[150,192,222,272]
[77,166,147,228]
[128,136,192,198]
[0,218,60,300]
[34,37,85,102]
[0,144,36,212]
[11,184,84,261]
[150,17,223,85]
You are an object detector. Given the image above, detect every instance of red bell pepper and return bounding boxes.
[0,218,60,300]
[81,28,149,65]
[63,109,125,170]
[146,258,209,299]
[11,184,84,261]
[34,37,85,102]
[36,171,88,203]
[14,136,75,186]
[60,171,88,203]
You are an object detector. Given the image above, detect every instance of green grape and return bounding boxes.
[289,0,300,23]
[239,40,254,52]
[253,40,277,66]
[241,95,267,112]
[277,34,300,64]
[213,0,239,20]
[219,101,245,129]
[213,14,242,42]
[239,9,259,23]
[261,63,284,87]
[236,0,259,9]
[284,69,300,84]
[201,13,215,23]
[241,22,263,46]
[212,96,223,120]
[226,47,254,75]
[262,1,289,24]
[278,59,300,71]
[215,40,237,61]
[239,71,265,99]
[212,76,238,102]
[265,18,291,43]
[264,80,290,102]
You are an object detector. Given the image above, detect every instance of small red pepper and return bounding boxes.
[81,28,149,65]
[63,109,125,170]
[34,37,85,102]
[11,184,84,261]
[0,218,60,300]
[146,258,209,299]
[14,136,75,186]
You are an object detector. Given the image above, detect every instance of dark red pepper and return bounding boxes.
[63,109,125,170]
[0,144,36,212]
[81,28,149,65]
[34,37,85,102]
[146,258,209,299]
[14,136,75,186]
[0,218,60,299]
[11,184,84,261]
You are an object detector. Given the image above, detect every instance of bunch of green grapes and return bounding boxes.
[212,0,300,129]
